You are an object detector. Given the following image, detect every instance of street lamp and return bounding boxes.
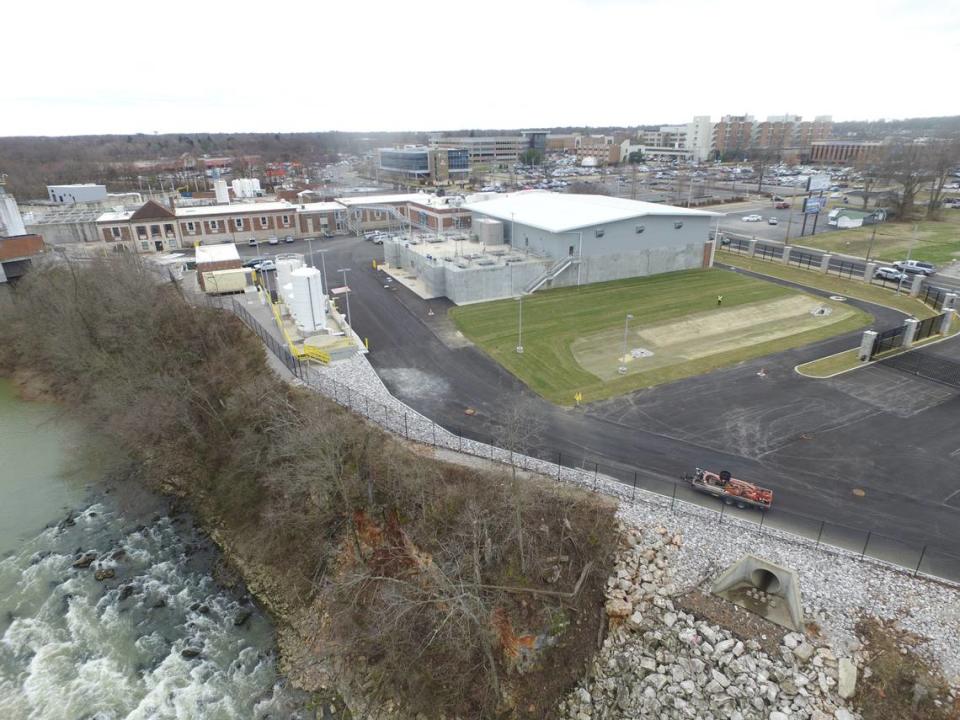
[316,248,330,296]
[618,313,634,375]
[515,294,524,354]
[338,267,352,328]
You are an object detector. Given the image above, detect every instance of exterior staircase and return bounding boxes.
[524,255,576,294]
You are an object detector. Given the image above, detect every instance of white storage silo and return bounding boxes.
[289,267,327,333]
[276,254,304,304]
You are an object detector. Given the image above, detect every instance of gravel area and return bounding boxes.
[294,351,960,686]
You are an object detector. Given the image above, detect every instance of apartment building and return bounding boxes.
[809,141,882,165]
[712,115,757,159]
[378,146,471,185]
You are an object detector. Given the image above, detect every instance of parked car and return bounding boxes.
[874,266,909,282]
[284,235,295,243]
[267,236,280,246]
[254,260,276,272]
[741,214,762,222]
[773,201,790,209]
[247,238,257,247]
[363,230,383,241]
[322,231,334,238]
[242,257,267,268]
[894,259,936,276]
[767,217,779,225]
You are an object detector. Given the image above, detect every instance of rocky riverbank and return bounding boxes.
[559,522,959,720]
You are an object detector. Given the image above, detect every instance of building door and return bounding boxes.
[568,245,575,256]
[154,240,164,252]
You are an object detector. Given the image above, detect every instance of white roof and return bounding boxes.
[297,201,346,213]
[195,244,240,264]
[463,191,718,233]
[334,193,428,206]
[96,210,134,222]
[175,201,295,218]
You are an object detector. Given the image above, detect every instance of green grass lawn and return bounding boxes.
[450,269,871,405]
[792,212,960,266]
[718,251,938,319]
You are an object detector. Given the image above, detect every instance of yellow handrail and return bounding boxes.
[267,296,331,364]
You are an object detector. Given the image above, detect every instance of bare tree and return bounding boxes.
[923,138,960,219]
[877,141,930,218]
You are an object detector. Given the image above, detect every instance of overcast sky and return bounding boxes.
[4,0,957,136]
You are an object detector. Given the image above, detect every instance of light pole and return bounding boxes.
[339,267,352,328]
[317,248,330,296]
[515,294,524,354]
[618,313,634,375]
[865,212,884,264]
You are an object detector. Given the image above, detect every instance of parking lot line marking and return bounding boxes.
[950,447,960,457]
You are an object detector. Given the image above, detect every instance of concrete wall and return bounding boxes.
[26,221,100,245]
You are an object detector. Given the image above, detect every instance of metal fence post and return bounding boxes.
[333,382,339,403]
[815,521,824,549]
[458,428,462,453]
[758,511,765,535]
[632,471,637,502]
[719,501,725,523]
[860,531,871,560]
[671,482,677,510]
[404,413,408,438]
[593,462,599,490]
[557,452,562,480]
[432,422,437,446]
[914,545,927,577]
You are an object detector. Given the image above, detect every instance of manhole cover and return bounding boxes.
[829,295,847,302]
[464,407,476,416]
[852,488,866,497]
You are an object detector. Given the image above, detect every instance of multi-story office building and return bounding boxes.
[430,135,526,167]
[378,146,470,185]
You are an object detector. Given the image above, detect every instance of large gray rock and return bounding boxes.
[834,709,856,720]
[837,658,857,699]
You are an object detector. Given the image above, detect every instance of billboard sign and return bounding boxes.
[803,197,823,214]
[807,174,831,192]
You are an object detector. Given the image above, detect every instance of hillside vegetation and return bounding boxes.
[0,256,618,718]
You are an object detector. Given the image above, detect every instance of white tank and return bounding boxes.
[214,179,230,204]
[275,254,304,303]
[0,188,27,237]
[289,267,326,333]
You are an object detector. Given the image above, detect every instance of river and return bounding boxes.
[0,379,309,718]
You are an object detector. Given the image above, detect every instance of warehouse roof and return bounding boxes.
[463,191,718,233]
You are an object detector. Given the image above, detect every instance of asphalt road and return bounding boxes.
[251,236,960,568]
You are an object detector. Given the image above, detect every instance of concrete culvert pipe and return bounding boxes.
[750,568,781,594]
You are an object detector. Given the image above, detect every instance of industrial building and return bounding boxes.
[47,184,108,204]
[382,191,717,305]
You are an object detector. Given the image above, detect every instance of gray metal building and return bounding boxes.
[464,192,718,291]
[382,191,719,305]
